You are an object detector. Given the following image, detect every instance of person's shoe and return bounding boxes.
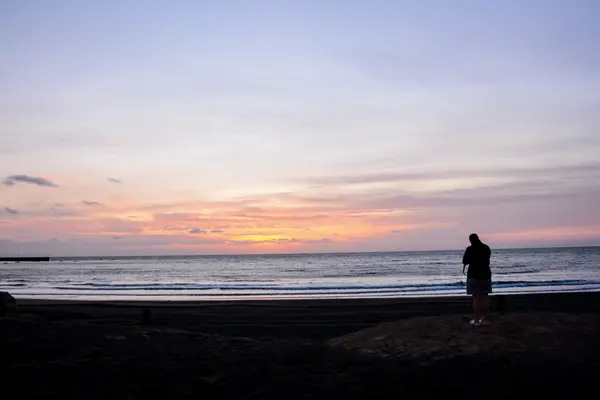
[478,319,491,326]
[469,319,479,326]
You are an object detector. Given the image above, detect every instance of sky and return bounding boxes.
[1,0,600,256]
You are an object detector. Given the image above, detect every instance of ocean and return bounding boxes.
[2,247,600,301]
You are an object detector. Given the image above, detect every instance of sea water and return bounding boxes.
[1,247,599,300]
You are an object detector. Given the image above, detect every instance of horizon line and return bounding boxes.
[3,244,597,260]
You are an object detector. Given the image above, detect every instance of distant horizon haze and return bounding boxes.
[2,244,600,259]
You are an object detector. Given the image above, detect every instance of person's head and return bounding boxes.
[469,233,481,244]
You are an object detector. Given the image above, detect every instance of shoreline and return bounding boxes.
[13,286,600,303]
[17,290,600,306]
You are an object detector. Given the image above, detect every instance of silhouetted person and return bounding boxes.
[462,233,492,326]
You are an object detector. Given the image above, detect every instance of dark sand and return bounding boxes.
[3,292,600,399]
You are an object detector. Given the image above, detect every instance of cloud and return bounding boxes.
[3,175,58,187]
[5,207,19,215]
[50,206,76,217]
[227,237,333,245]
[358,182,600,211]
[161,226,188,231]
[303,163,600,187]
[389,224,443,233]
[2,164,597,254]
[0,237,227,257]
[107,177,122,184]
[82,200,102,206]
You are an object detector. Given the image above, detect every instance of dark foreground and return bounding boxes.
[3,293,600,399]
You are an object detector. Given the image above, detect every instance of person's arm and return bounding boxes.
[462,248,469,275]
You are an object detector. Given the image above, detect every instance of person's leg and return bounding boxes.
[481,294,490,321]
[473,294,482,322]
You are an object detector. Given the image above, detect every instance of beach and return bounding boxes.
[4,292,600,399]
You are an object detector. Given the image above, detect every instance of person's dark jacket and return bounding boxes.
[462,242,492,279]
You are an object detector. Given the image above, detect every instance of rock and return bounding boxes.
[328,312,600,363]
[0,292,17,317]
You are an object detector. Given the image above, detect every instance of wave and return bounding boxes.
[495,269,541,275]
[322,270,384,278]
[48,279,600,293]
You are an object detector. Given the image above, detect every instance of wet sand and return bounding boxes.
[3,292,600,399]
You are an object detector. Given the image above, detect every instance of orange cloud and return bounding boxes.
[0,192,432,253]
[11,187,596,254]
